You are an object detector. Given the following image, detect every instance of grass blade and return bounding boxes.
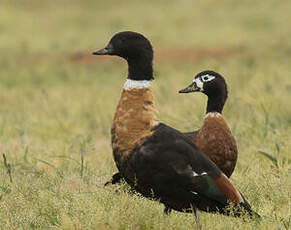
[257,149,278,167]
[3,153,13,183]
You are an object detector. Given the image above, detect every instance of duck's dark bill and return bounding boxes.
[179,82,200,93]
[92,48,108,55]
[92,44,114,55]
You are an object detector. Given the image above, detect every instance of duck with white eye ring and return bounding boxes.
[179,70,237,179]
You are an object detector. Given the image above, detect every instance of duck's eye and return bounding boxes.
[201,74,215,82]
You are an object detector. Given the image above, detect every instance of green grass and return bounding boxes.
[0,0,290,229]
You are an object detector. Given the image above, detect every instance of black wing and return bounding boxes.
[129,123,253,216]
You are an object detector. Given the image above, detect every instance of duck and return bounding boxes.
[92,31,258,219]
[179,71,238,178]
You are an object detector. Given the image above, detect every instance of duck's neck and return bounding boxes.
[206,96,225,114]
[119,79,157,126]
[127,57,154,81]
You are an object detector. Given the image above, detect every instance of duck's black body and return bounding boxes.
[117,122,249,214]
[93,31,258,218]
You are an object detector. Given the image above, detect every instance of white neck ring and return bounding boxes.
[123,79,153,90]
[205,112,222,118]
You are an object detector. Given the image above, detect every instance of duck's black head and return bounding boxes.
[92,31,154,81]
[179,70,228,114]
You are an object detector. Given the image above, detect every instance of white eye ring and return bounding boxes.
[201,74,215,82]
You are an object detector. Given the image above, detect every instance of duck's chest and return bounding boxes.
[194,113,237,163]
[111,88,158,170]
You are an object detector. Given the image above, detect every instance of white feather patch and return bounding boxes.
[190,172,207,196]
[192,171,199,177]
[201,74,215,82]
[192,171,207,177]
[205,112,222,118]
[123,79,153,90]
[194,78,204,91]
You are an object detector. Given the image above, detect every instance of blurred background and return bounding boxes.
[0,0,290,229]
[1,0,291,134]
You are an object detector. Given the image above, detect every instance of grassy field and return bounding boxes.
[0,0,290,229]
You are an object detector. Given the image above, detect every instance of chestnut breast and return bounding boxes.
[111,87,159,167]
[194,112,237,177]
